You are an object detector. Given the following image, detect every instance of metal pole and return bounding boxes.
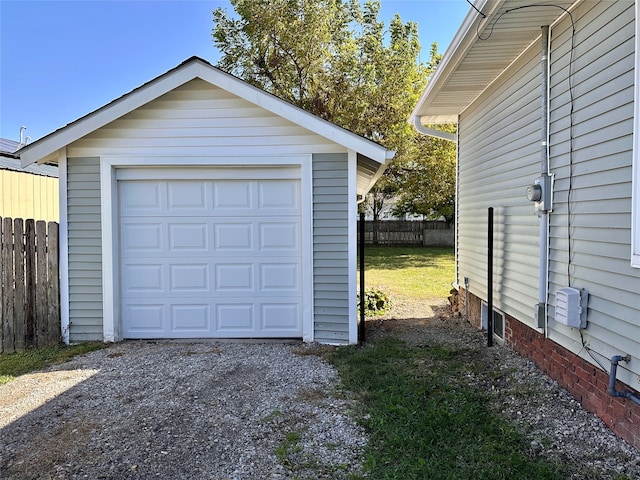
[359,212,366,343]
[487,207,494,347]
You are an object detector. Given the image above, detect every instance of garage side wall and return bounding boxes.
[312,153,350,344]
[67,157,103,341]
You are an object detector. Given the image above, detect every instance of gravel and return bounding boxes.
[0,341,366,479]
[2,305,640,479]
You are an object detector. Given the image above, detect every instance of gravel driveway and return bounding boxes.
[2,306,640,479]
[0,341,365,479]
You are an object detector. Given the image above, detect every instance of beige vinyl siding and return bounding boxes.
[0,169,59,222]
[457,44,542,326]
[547,0,640,386]
[312,153,350,344]
[66,157,103,341]
[67,79,340,158]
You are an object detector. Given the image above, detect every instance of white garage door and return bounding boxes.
[118,170,303,338]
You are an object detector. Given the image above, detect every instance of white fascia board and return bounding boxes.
[21,57,390,168]
[409,0,497,124]
[193,62,390,164]
[20,65,201,168]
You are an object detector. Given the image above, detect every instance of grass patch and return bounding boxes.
[361,246,454,300]
[0,342,106,385]
[328,337,564,480]
[276,431,303,468]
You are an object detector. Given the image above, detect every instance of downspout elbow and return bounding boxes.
[607,355,640,406]
[412,116,457,142]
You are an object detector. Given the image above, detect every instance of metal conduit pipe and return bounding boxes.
[608,355,640,406]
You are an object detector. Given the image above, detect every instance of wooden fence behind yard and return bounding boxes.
[359,220,454,246]
[0,217,60,353]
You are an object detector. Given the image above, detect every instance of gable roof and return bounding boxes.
[19,56,394,168]
[411,0,578,126]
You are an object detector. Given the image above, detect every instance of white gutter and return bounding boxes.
[412,117,457,142]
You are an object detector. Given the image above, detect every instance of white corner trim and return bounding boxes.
[58,149,70,344]
[301,155,315,342]
[632,0,640,268]
[100,157,119,342]
[348,150,359,345]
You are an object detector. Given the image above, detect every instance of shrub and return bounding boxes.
[357,289,392,316]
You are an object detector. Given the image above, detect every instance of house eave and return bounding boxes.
[410,0,579,125]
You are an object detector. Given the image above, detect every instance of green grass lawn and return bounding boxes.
[336,246,571,479]
[329,338,564,480]
[0,342,105,385]
[360,246,455,300]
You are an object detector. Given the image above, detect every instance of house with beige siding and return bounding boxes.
[412,0,640,449]
[18,57,391,346]
[1,138,58,222]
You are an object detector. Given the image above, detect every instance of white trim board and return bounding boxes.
[100,155,314,342]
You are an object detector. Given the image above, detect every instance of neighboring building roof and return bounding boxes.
[0,138,58,178]
[18,56,394,174]
[411,0,577,125]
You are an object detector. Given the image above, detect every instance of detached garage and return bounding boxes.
[18,57,392,345]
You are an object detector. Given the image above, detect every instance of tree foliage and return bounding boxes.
[212,0,456,221]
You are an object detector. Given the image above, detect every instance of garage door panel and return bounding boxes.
[260,264,299,291]
[170,304,211,332]
[215,264,254,291]
[259,223,299,251]
[120,181,162,213]
[213,181,253,210]
[258,180,299,212]
[261,304,299,330]
[167,181,208,211]
[125,304,165,333]
[123,264,164,292]
[121,222,163,252]
[169,264,210,292]
[168,223,209,251]
[214,223,253,250]
[216,304,255,331]
[120,175,303,338]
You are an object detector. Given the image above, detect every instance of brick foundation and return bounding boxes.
[459,288,640,450]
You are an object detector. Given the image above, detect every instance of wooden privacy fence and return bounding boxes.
[359,220,453,246]
[0,217,60,353]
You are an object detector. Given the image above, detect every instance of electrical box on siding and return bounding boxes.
[555,287,588,329]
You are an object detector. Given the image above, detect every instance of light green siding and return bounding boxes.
[67,157,103,341]
[457,44,542,328]
[458,0,640,387]
[547,0,640,387]
[312,153,350,344]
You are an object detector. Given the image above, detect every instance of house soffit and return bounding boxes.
[412,0,580,125]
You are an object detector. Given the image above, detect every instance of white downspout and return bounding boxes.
[538,26,553,333]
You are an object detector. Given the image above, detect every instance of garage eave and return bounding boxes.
[19,57,391,168]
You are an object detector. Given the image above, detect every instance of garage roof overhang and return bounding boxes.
[410,0,579,127]
[17,57,393,191]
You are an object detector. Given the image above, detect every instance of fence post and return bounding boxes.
[14,219,26,351]
[2,217,15,353]
[36,221,48,348]
[48,222,60,345]
[25,219,36,348]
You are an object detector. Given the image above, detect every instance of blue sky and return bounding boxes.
[0,0,470,143]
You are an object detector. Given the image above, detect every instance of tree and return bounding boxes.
[213,0,425,146]
[391,125,457,223]
[212,0,455,220]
